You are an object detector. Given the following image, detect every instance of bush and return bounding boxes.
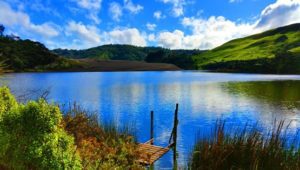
[0,87,82,169]
[189,120,300,170]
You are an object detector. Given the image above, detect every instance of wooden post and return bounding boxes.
[173,103,178,169]
[150,111,154,145]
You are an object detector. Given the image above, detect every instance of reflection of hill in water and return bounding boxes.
[222,81,300,109]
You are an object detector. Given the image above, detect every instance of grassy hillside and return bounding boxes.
[194,23,300,74]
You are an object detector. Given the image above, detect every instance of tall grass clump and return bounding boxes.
[62,103,142,170]
[189,120,300,170]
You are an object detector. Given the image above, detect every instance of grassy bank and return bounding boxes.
[189,121,300,170]
[0,87,142,169]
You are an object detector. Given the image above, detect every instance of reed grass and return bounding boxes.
[189,120,300,170]
[61,103,142,169]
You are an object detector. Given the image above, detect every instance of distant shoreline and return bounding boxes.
[2,59,182,73]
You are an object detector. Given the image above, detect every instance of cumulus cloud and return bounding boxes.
[66,21,101,44]
[109,0,143,21]
[109,2,123,21]
[255,0,300,30]
[0,1,59,38]
[124,0,143,14]
[180,16,253,49]
[159,0,185,17]
[153,11,165,20]
[104,28,146,46]
[158,29,214,49]
[146,23,157,31]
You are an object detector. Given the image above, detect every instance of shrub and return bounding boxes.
[0,87,82,169]
[189,120,300,170]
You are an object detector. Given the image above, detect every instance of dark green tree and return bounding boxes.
[0,25,4,37]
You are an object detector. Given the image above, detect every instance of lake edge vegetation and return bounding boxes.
[189,120,300,170]
[0,86,142,169]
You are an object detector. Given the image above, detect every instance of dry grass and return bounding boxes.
[62,103,143,169]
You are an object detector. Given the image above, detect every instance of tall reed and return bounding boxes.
[189,120,300,170]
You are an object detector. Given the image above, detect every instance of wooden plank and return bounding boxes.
[137,143,171,165]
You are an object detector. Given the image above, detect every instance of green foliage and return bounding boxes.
[52,44,162,61]
[145,49,202,69]
[189,120,300,170]
[193,23,300,73]
[0,87,18,118]
[0,87,82,169]
[0,37,58,71]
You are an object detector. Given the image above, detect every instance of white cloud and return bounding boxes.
[109,0,143,21]
[181,16,253,49]
[146,23,157,31]
[72,0,102,10]
[157,30,208,49]
[148,34,156,41]
[71,0,102,24]
[104,28,147,46]
[157,16,253,49]
[229,0,242,3]
[124,0,143,14]
[109,2,123,22]
[66,21,101,44]
[0,1,59,38]
[159,0,185,17]
[255,0,300,30]
[153,11,165,20]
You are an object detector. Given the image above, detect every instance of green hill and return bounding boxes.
[194,23,300,74]
[52,45,165,61]
[0,37,80,72]
[52,45,203,69]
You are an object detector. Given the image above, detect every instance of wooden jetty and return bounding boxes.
[137,104,179,166]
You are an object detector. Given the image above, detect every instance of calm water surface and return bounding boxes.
[1,71,300,168]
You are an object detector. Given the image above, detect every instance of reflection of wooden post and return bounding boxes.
[150,111,154,170]
[173,104,178,169]
[150,111,154,145]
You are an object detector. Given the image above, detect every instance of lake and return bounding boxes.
[1,71,300,168]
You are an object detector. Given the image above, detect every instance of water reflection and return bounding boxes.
[1,71,300,168]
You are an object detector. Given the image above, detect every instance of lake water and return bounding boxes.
[1,71,300,168]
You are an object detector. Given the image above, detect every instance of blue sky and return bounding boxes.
[0,0,300,50]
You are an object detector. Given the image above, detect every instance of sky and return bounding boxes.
[0,0,300,50]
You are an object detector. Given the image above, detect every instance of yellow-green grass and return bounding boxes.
[194,23,300,69]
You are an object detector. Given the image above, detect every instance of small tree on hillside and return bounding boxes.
[0,24,4,37]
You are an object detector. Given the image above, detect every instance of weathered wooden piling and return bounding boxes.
[173,103,179,169]
[150,110,154,145]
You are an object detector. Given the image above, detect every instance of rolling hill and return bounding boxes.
[0,37,59,71]
[52,45,203,69]
[193,23,300,74]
